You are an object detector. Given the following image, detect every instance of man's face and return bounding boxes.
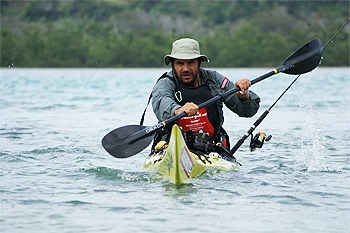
[173,59,200,87]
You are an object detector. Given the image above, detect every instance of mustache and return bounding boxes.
[181,71,192,76]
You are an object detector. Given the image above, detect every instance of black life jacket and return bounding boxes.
[174,82,221,142]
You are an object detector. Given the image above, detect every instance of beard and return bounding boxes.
[176,70,200,87]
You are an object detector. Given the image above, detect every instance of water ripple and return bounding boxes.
[252,194,319,207]
[61,200,94,206]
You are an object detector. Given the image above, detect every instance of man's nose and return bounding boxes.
[183,63,190,70]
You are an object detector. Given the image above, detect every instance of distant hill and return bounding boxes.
[1,0,349,67]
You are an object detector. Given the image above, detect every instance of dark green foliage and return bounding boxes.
[1,0,349,67]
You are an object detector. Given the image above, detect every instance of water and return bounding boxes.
[1,67,349,233]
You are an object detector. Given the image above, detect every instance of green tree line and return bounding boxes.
[1,0,349,68]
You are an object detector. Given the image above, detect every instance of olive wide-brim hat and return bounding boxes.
[164,38,209,65]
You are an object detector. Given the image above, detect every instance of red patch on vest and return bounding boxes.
[177,108,215,136]
[220,77,229,90]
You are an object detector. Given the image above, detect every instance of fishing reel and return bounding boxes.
[249,132,272,152]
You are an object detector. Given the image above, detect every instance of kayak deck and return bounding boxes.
[144,124,240,185]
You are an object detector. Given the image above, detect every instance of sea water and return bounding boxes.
[0,67,349,233]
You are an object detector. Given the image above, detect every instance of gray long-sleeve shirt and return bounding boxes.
[151,68,260,126]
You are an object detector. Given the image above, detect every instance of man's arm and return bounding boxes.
[151,77,181,121]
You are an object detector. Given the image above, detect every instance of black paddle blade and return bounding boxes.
[101,125,154,158]
[280,38,323,75]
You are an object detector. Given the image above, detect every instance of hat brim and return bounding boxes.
[164,54,209,65]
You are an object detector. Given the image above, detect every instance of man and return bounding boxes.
[151,38,260,154]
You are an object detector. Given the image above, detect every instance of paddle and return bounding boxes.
[102,38,323,158]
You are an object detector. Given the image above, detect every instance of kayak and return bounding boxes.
[144,124,240,185]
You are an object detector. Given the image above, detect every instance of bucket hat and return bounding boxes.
[164,38,209,65]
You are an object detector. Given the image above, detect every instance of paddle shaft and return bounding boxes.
[160,69,278,129]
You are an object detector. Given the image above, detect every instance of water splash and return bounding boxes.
[84,167,157,182]
[291,76,336,172]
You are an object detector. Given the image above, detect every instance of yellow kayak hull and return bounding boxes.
[144,124,239,185]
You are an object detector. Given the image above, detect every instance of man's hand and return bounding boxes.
[235,78,251,100]
[174,102,199,116]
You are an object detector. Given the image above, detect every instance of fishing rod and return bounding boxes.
[230,18,350,155]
